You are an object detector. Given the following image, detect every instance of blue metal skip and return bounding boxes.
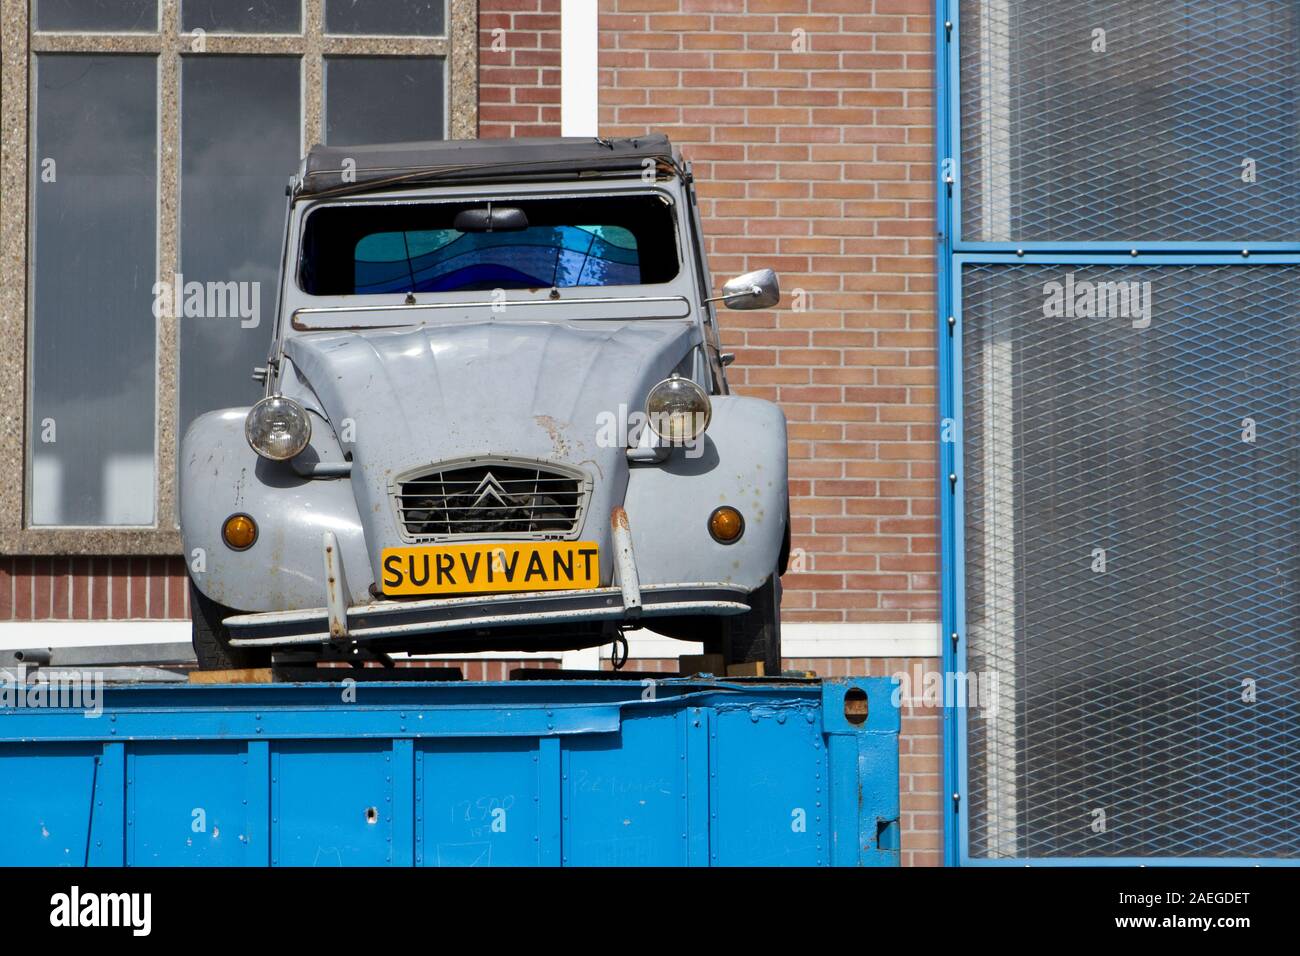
[0,678,898,867]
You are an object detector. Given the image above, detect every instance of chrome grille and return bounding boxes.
[395,460,588,539]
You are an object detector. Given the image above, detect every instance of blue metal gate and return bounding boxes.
[0,678,898,867]
[938,1,1300,864]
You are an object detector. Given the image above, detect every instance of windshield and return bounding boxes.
[299,194,680,295]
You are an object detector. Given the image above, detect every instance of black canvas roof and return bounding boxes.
[297,134,677,198]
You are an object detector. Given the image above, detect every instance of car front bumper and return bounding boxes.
[224,583,750,648]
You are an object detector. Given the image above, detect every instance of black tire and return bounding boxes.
[705,572,782,675]
[190,580,272,671]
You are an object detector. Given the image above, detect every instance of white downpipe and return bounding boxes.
[560,0,599,137]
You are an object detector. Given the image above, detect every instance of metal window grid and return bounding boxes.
[936,0,1300,866]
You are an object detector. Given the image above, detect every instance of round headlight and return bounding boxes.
[645,374,711,443]
[245,395,312,461]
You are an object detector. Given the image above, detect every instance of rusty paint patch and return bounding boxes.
[233,467,248,509]
[534,414,572,458]
[610,506,630,532]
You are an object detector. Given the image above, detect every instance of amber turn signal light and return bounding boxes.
[222,513,258,551]
[708,506,744,544]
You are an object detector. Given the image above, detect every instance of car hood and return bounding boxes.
[281,318,701,581]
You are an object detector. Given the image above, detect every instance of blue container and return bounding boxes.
[0,677,898,867]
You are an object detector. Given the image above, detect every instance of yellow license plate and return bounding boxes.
[380,541,600,596]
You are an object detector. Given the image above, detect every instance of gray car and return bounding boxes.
[181,135,790,673]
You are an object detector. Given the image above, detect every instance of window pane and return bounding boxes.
[324,56,444,146]
[959,0,1300,243]
[300,197,678,295]
[325,0,445,36]
[180,56,301,445]
[30,55,157,527]
[962,262,1300,859]
[35,0,158,31]
[181,0,300,34]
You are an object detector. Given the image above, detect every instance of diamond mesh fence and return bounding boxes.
[962,263,1300,859]
[959,0,1300,243]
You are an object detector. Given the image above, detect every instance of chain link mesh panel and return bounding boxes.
[962,263,1300,859]
[959,1,1300,244]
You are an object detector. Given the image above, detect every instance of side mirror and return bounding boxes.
[711,268,780,310]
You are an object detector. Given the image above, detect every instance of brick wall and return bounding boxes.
[0,557,189,620]
[589,0,943,863]
[597,0,938,626]
[8,0,941,635]
[479,0,562,136]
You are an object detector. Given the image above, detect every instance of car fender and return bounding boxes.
[623,395,788,593]
[180,408,372,612]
